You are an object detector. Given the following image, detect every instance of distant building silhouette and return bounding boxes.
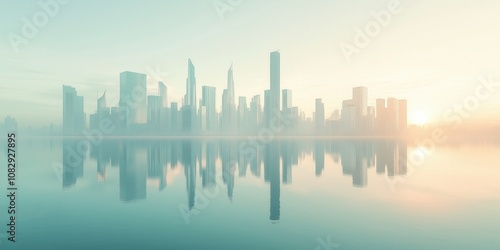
[147,95,162,130]
[159,81,168,107]
[353,86,368,132]
[119,71,147,128]
[238,96,248,130]
[376,97,408,134]
[315,98,325,132]
[90,91,111,131]
[282,89,292,114]
[184,59,197,108]
[269,51,281,127]
[63,85,86,135]
[61,51,409,136]
[221,64,237,131]
[201,86,217,131]
[249,95,262,130]
[182,60,199,132]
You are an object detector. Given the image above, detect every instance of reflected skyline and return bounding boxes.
[66,138,408,222]
[6,136,499,249]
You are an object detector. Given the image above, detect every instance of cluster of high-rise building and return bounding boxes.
[320,87,407,135]
[63,51,407,136]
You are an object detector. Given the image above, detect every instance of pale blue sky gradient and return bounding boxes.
[1,0,500,127]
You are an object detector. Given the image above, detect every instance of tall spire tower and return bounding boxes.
[268,51,281,126]
[227,63,235,107]
[185,59,197,107]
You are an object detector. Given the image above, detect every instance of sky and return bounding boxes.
[1,0,500,127]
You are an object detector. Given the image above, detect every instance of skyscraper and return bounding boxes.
[353,87,368,117]
[158,82,169,131]
[201,86,217,131]
[119,71,147,126]
[227,63,235,108]
[341,99,356,133]
[90,91,110,131]
[181,105,197,132]
[184,59,196,108]
[314,98,325,131]
[270,51,281,125]
[353,86,368,131]
[264,89,271,126]
[159,81,168,108]
[222,63,237,131]
[97,91,107,111]
[398,99,408,132]
[63,85,86,135]
[282,89,292,113]
[147,96,162,130]
[221,89,229,130]
[171,102,179,131]
[250,95,262,128]
[387,98,399,133]
[367,106,376,133]
[238,96,247,129]
[182,59,198,132]
[281,89,293,132]
[376,98,386,134]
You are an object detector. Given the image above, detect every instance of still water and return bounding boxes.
[2,138,500,249]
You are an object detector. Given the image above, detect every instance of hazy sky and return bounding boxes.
[1,0,500,127]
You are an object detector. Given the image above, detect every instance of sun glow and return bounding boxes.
[410,111,429,126]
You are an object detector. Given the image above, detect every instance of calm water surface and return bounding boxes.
[2,138,499,249]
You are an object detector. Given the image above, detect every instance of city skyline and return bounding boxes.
[63,51,408,136]
[2,0,500,127]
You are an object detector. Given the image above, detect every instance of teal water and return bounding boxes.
[1,138,499,249]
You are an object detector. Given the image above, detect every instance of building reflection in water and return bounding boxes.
[119,141,147,202]
[64,139,408,220]
[375,140,408,177]
[221,140,236,201]
[265,141,280,223]
[62,139,84,188]
[181,141,197,210]
[337,141,373,187]
[201,141,217,188]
